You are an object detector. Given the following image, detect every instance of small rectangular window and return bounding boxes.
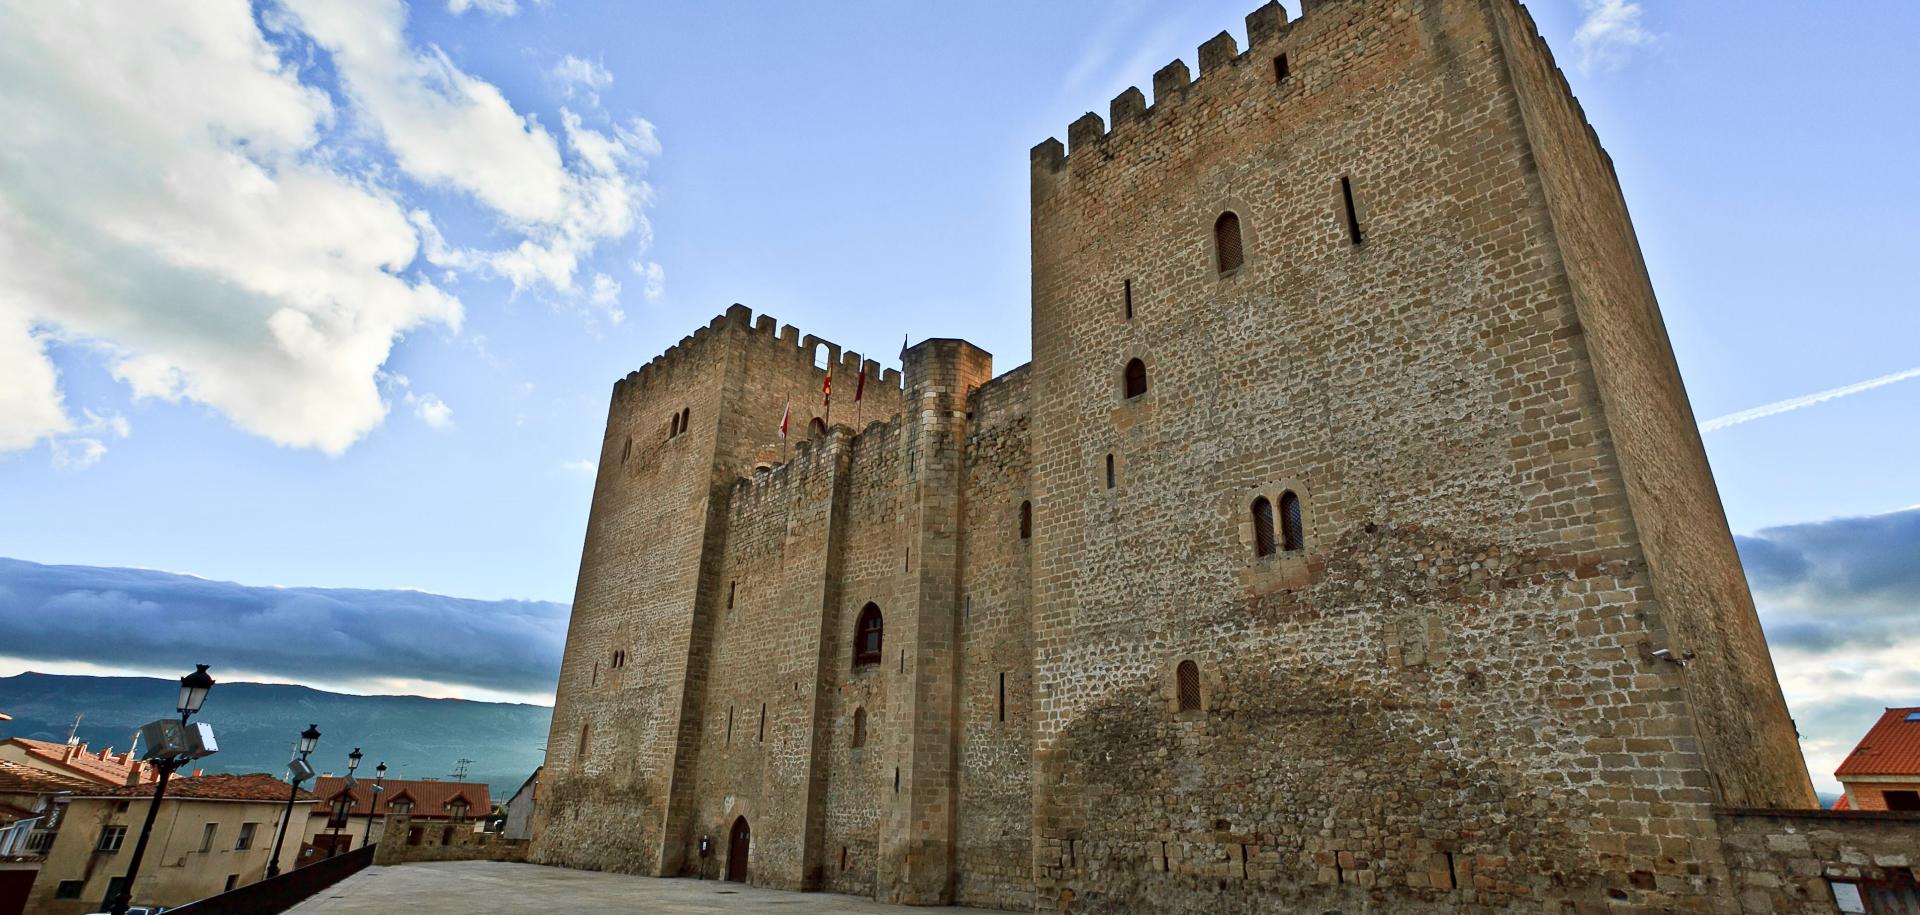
[236,822,258,850]
[200,821,217,852]
[55,880,84,899]
[1341,176,1364,245]
[1123,279,1134,320]
[97,825,127,853]
[1274,54,1289,83]
[225,874,240,892]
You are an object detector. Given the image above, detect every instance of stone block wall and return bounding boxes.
[532,1,1866,911]
[373,815,528,866]
[1714,809,1920,914]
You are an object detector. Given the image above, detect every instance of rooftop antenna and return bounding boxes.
[66,712,84,745]
[451,758,473,782]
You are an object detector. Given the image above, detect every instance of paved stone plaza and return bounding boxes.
[287,861,1006,914]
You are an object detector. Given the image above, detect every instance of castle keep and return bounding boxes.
[533,1,1918,911]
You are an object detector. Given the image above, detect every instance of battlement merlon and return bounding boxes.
[610,303,904,403]
[1032,0,1311,177]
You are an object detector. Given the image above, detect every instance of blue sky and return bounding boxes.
[1,1,1916,791]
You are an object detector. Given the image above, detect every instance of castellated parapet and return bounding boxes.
[535,0,1910,911]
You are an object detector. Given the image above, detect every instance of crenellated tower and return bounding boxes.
[533,0,1858,912]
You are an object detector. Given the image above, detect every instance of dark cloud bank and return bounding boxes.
[0,558,567,696]
[0,508,1910,709]
[1735,507,1920,655]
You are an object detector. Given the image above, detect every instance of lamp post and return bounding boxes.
[362,762,386,848]
[265,724,320,879]
[106,664,215,915]
[328,747,361,857]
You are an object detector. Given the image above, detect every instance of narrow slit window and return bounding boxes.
[1214,212,1244,273]
[1176,660,1202,712]
[852,707,867,748]
[669,413,679,438]
[1123,279,1134,320]
[758,703,766,742]
[1019,500,1032,540]
[1123,358,1148,399]
[894,767,900,793]
[998,672,1006,722]
[1280,490,1304,552]
[1105,453,1116,489]
[621,437,631,464]
[1252,496,1277,558]
[727,580,736,609]
[680,407,691,433]
[727,706,734,745]
[577,721,590,761]
[1274,54,1290,84]
[1341,176,1364,245]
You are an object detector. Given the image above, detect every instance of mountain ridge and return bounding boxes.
[0,671,551,799]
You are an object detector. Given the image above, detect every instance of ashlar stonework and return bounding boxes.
[532,1,1918,911]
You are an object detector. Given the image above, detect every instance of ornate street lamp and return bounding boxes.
[106,665,217,915]
[328,748,362,857]
[265,724,320,879]
[362,762,386,847]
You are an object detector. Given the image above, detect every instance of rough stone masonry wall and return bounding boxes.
[1485,0,1816,811]
[1713,809,1920,914]
[533,322,733,875]
[816,419,904,899]
[683,432,849,890]
[536,306,905,879]
[955,366,1034,911]
[1025,0,1740,911]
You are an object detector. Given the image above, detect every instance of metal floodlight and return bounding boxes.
[298,724,321,756]
[288,757,315,783]
[137,719,190,761]
[341,775,357,792]
[177,664,214,718]
[181,721,218,760]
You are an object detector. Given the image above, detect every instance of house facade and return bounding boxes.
[23,773,311,914]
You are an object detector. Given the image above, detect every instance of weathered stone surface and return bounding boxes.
[531,1,1919,912]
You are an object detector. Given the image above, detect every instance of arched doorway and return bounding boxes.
[726,816,750,883]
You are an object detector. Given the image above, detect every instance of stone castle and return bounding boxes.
[532,1,1919,911]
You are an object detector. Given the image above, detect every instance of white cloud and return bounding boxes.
[0,1,658,456]
[1573,0,1652,72]
[447,0,518,16]
[551,55,612,102]
[47,409,130,471]
[561,459,595,474]
[588,272,624,324]
[0,313,70,450]
[640,261,665,302]
[413,393,454,428]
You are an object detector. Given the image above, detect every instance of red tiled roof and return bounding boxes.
[309,776,488,819]
[1831,794,1851,811]
[1835,707,1920,777]
[3,737,155,786]
[0,759,95,795]
[81,773,316,803]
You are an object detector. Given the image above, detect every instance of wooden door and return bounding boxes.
[726,817,750,883]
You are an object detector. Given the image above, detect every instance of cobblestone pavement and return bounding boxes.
[286,861,1010,914]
